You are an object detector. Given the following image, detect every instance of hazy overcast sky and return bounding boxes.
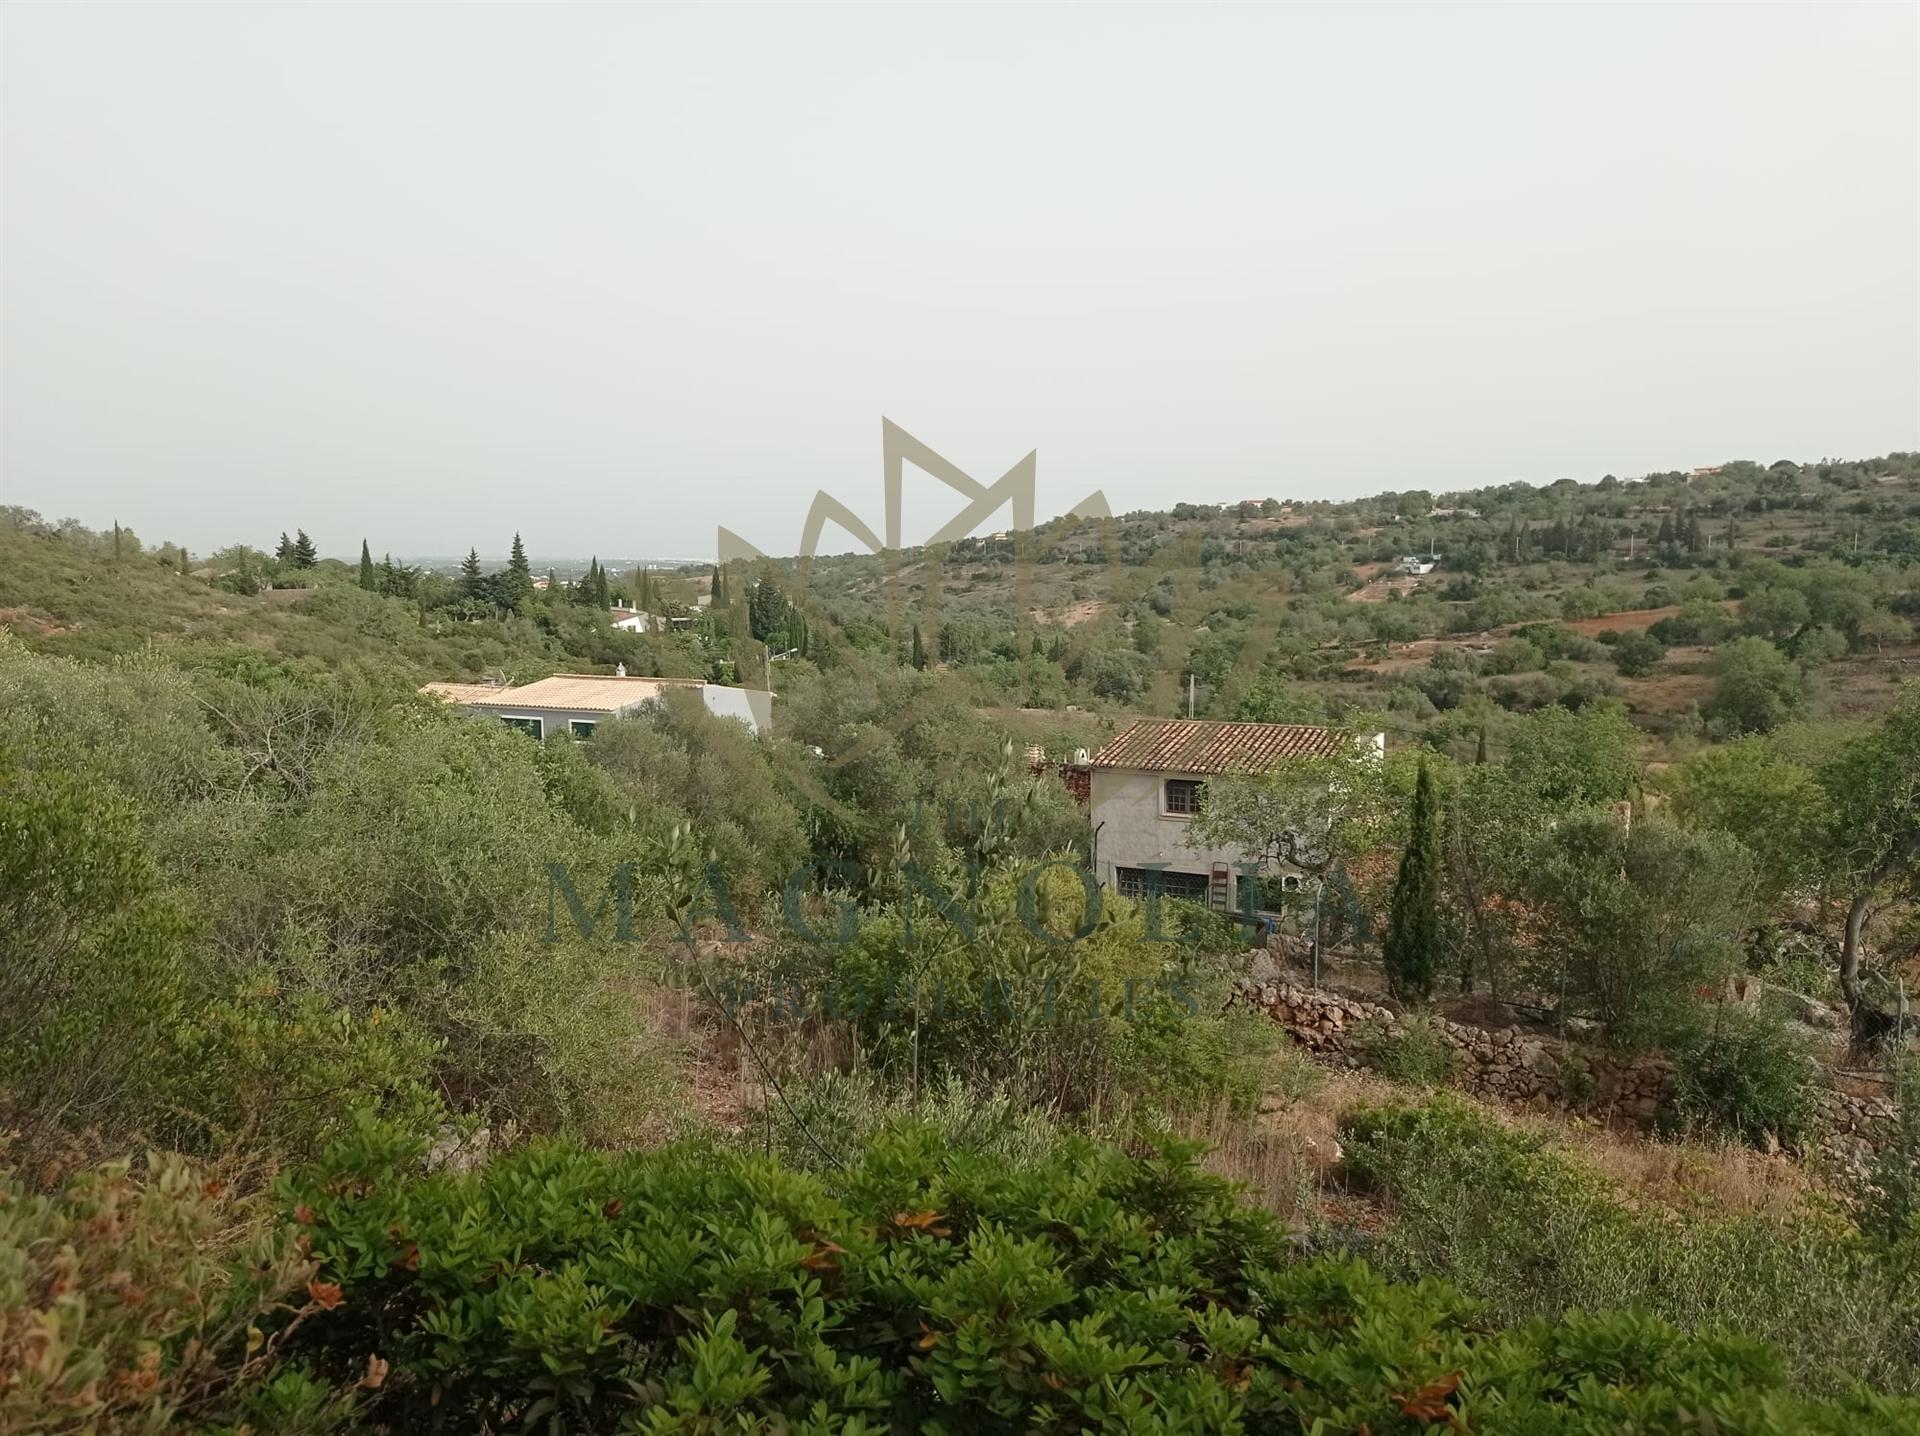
[3,4,1916,561]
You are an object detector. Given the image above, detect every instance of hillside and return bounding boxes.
[6,458,1920,1431]
[781,450,1920,747]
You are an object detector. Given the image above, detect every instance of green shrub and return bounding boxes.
[1355,1015,1461,1086]
[1613,630,1668,677]
[263,1112,1913,1433]
[1664,1005,1819,1149]
[0,749,196,1157]
[768,865,1270,1117]
[1339,1096,1920,1396]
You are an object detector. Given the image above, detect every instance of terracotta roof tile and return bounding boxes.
[420,681,509,705]
[1089,719,1350,775]
[419,674,702,714]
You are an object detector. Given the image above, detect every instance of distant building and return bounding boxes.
[1087,719,1383,913]
[1397,555,1439,576]
[608,608,659,633]
[420,672,771,738]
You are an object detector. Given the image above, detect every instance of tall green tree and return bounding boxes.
[1383,758,1443,1002]
[291,530,318,568]
[459,548,486,602]
[911,625,928,669]
[275,532,293,563]
[1520,814,1753,1040]
[1704,637,1803,736]
[592,558,610,609]
[1818,683,1920,1040]
[502,534,533,612]
[358,539,375,590]
[747,571,790,642]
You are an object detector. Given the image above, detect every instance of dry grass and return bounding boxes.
[1171,1041,1830,1229]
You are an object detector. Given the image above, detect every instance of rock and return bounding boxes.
[426,1125,491,1174]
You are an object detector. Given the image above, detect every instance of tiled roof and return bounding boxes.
[421,674,702,714]
[1089,719,1350,775]
[420,681,509,704]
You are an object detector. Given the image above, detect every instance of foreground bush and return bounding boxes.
[0,1153,353,1434]
[263,1114,1914,1432]
[1340,1096,1920,1397]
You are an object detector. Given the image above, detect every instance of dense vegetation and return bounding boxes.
[4,453,1920,1430]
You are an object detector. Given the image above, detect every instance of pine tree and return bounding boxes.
[358,539,375,590]
[112,521,123,560]
[459,547,486,601]
[291,530,317,568]
[275,532,293,563]
[911,625,928,669]
[747,572,790,641]
[1383,758,1443,1003]
[504,534,533,611]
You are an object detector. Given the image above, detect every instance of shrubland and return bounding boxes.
[5,457,1920,1428]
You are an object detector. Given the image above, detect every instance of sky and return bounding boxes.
[2,3,1916,562]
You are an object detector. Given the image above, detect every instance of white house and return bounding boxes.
[1087,719,1382,913]
[1397,555,1439,576]
[608,608,657,632]
[421,672,771,738]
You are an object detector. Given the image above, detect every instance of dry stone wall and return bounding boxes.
[1233,977,1901,1167]
[1232,979,1670,1119]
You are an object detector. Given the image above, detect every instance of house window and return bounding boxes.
[1163,778,1206,816]
[500,716,543,740]
[1246,872,1309,912]
[569,719,597,739]
[1115,867,1211,904]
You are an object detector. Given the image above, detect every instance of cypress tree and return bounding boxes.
[911,626,927,670]
[358,539,375,590]
[591,558,609,609]
[1383,758,1443,1003]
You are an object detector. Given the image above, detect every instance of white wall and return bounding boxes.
[1090,768,1295,907]
[700,683,771,735]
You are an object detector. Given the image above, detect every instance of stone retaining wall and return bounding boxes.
[1233,977,1902,1167]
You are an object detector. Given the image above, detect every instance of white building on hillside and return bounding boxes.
[421,673,771,738]
[1088,719,1382,912]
